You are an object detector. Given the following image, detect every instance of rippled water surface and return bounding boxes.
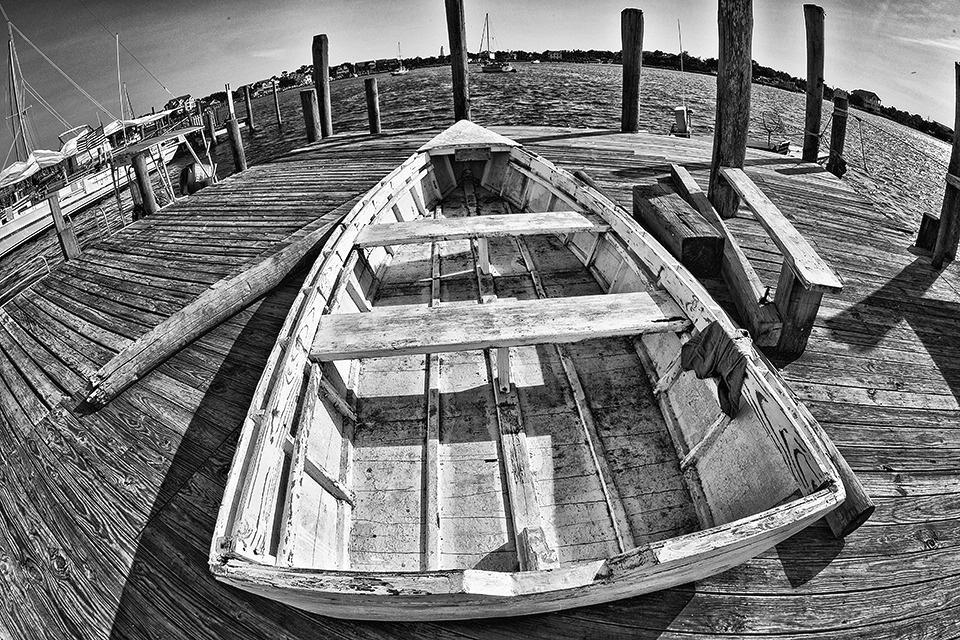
[206,63,951,228]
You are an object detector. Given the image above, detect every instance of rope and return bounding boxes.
[22,78,71,129]
[849,112,949,169]
[74,0,175,97]
[10,23,118,120]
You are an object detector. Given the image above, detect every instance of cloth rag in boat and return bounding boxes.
[680,321,746,417]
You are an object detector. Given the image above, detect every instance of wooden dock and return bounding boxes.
[0,126,957,638]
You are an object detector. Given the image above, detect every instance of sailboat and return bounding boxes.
[479,13,516,73]
[0,7,186,259]
[391,42,409,76]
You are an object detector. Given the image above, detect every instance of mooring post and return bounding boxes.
[826,90,848,177]
[708,0,753,219]
[225,83,235,119]
[365,77,381,134]
[802,4,825,162]
[48,195,80,260]
[300,89,322,143]
[444,0,470,121]
[932,62,960,268]
[227,117,247,172]
[272,81,282,126]
[131,152,159,219]
[243,84,256,131]
[204,109,218,146]
[620,8,644,133]
[311,34,333,137]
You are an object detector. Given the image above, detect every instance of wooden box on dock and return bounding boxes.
[632,183,724,277]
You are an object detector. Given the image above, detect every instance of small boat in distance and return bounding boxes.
[209,121,861,621]
[478,13,516,73]
[391,42,409,75]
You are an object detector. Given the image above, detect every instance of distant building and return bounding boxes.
[164,94,195,112]
[851,89,881,111]
[332,62,355,79]
[356,60,377,75]
[545,50,564,61]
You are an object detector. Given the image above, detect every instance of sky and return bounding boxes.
[1,0,958,157]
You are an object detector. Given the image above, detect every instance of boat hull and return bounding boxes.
[210,121,847,621]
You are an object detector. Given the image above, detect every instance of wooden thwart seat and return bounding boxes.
[309,291,690,362]
[354,211,608,247]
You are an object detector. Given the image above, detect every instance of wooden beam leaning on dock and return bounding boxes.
[83,208,351,407]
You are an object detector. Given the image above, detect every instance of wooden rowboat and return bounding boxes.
[210,121,857,621]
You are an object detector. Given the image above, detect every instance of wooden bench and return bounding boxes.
[354,211,607,274]
[673,165,842,355]
[310,290,690,362]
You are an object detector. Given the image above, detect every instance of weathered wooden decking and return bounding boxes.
[1,126,957,638]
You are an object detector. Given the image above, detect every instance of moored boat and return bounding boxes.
[210,120,860,621]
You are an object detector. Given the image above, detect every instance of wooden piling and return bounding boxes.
[273,81,282,125]
[48,195,80,260]
[243,85,256,131]
[131,152,159,219]
[932,62,960,268]
[226,118,247,172]
[311,34,333,137]
[225,83,235,119]
[802,4,825,163]
[620,8,644,133]
[364,77,381,134]
[708,0,753,219]
[204,109,218,146]
[826,90,848,177]
[443,0,470,121]
[300,89,322,143]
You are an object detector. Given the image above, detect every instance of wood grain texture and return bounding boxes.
[0,125,950,637]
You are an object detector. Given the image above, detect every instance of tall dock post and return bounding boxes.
[243,85,256,131]
[131,152,159,219]
[300,89,322,143]
[620,8,644,133]
[48,195,80,260]
[227,117,247,172]
[444,0,470,121]
[708,0,753,219]
[204,109,218,146]
[802,4,825,162]
[932,62,960,268]
[225,83,235,119]
[273,81,283,125]
[311,34,333,137]
[365,77,381,134]
[826,90,848,177]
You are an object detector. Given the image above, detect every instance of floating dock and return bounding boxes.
[0,127,955,638]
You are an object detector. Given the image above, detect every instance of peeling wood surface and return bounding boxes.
[0,126,957,637]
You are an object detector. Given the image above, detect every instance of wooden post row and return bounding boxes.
[802,4,825,163]
[444,0,470,121]
[48,195,80,260]
[620,9,644,133]
[708,0,753,219]
[932,62,960,268]
[312,34,333,137]
[365,77,381,134]
[826,90,848,178]
[301,89,322,143]
[227,118,247,172]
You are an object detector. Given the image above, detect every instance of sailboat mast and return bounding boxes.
[486,13,490,55]
[8,20,28,160]
[117,33,124,141]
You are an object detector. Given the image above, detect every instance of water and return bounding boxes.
[196,63,951,231]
